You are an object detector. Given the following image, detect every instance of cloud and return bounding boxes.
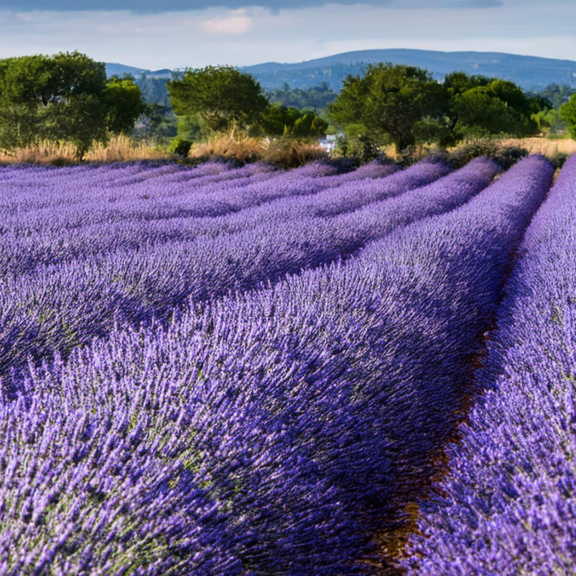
[0,0,503,13]
[200,9,251,34]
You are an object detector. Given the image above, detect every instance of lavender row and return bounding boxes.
[0,157,551,574]
[404,155,576,575]
[0,159,495,378]
[0,161,442,276]
[0,162,274,217]
[0,159,354,214]
[0,162,386,237]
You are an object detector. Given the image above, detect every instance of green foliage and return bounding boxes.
[333,134,380,164]
[444,74,540,145]
[0,52,144,157]
[330,63,446,151]
[331,65,543,153]
[132,104,177,145]
[168,66,269,133]
[292,111,328,139]
[103,75,146,135]
[560,94,576,139]
[451,87,533,136]
[169,136,192,157]
[447,138,529,170]
[532,108,567,136]
[267,82,337,111]
[531,83,576,109]
[258,103,328,139]
[176,114,203,141]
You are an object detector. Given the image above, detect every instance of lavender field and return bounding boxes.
[0,155,573,575]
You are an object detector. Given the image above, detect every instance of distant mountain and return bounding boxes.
[106,63,172,79]
[106,49,576,104]
[242,49,576,91]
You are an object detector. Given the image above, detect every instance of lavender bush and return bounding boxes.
[0,156,552,573]
[404,154,576,576]
[0,160,492,379]
[0,161,438,275]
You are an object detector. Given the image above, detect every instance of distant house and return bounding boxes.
[318,134,338,152]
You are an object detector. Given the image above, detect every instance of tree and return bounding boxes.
[442,72,493,145]
[0,52,145,157]
[330,63,446,151]
[167,66,269,133]
[259,103,328,139]
[532,83,576,109]
[451,86,536,139]
[442,73,540,144]
[103,74,146,135]
[266,82,337,111]
[331,66,542,153]
[561,94,576,139]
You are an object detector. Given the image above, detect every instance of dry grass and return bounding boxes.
[501,137,576,158]
[0,135,167,165]
[85,135,166,162]
[188,129,328,168]
[0,132,327,168]
[382,138,576,163]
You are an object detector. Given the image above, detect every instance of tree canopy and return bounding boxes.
[267,82,337,112]
[561,94,576,139]
[0,52,144,157]
[167,66,328,142]
[258,103,328,139]
[167,66,269,132]
[330,63,446,151]
[330,64,548,151]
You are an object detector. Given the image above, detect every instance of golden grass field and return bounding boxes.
[0,135,166,164]
[0,132,327,167]
[1,134,574,166]
[501,137,576,157]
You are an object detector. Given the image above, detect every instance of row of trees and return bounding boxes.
[0,55,328,156]
[1,52,576,158]
[167,65,328,140]
[330,64,566,151]
[168,63,576,153]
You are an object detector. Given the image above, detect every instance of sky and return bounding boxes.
[0,0,574,69]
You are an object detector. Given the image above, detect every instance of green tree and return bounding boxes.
[0,52,144,157]
[259,103,328,139]
[176,114,203,141]
[103,74,146,135]
[267,82,337,111]
[442,72,493,145]
[167,66,269,133]
[330,63,446,151]
[447,77,539,142]
[532,83,576,109]
[561,94,576,139]
[132,104,177,145]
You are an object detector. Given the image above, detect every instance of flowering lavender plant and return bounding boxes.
[0,156,552,573]
[404,154,576,576]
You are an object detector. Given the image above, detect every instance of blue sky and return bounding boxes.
[0,0,574,68]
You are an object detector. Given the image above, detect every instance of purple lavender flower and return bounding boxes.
[403,154,576,575]
[0,156,552,573]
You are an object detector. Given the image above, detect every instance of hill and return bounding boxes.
[242,49,576,91]
[106,63,172,79]
[106,49,576,105]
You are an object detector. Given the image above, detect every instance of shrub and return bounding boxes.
[448,138,529,169]
[170,136,193,157]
